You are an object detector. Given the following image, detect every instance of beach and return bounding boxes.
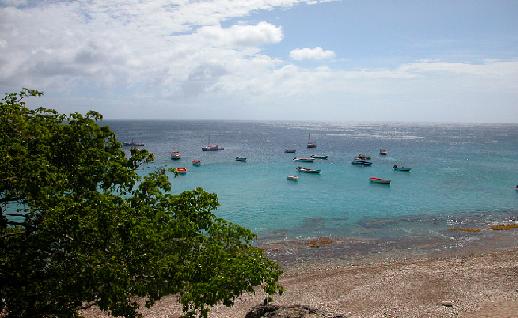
[82,230,518,318]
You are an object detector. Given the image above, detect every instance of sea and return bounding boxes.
[107,120,518,249]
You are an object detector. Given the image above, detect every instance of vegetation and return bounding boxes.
[447,227,482,233]
[489,223,518,231]
[306,237,333,248]
[0,89,282,318]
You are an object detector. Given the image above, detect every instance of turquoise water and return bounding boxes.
[107,120,518,241]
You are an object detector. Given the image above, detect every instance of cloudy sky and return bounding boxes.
[1,0,518,122]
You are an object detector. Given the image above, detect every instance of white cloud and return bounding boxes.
[197,22,283,47]
[0,1,517,122]
[289,47,336,60]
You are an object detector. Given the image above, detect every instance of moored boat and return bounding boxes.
[173,167,188,174]
[307,134,317,148]
[171,151,181,160]
[202,144,224,151]
[202,135,224,151]
[123,140,144,147]
[287,175,299,181]
[192,159,201,166]
[235,157,247,162]
[310,154,328,160]
[284,149,296,153]
[293,157,315,163]
[369,177,390,184]
[393,164,411,172]
[357,153,371,160]
[296,166,321,174]
[351,159,372,166]
[379,149,388,156]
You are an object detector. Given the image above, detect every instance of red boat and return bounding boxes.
[369,177,390,184]
[173,167,188,174]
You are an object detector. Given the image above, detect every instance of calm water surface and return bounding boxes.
[106,120,518,241]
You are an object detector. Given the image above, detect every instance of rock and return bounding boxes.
[441,301,454,307]
[245,304,346,318]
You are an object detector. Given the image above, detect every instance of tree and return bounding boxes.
[0,89,282,318]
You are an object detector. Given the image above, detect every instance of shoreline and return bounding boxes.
[82,230,518,317]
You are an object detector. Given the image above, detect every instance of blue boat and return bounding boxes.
[352,159,372,166]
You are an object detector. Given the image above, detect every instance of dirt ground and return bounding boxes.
[82,247,518,318]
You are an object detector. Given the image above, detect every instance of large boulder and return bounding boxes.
[245,304,345,318]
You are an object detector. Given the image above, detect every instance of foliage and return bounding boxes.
[0,89,282,318]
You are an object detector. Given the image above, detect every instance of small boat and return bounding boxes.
[307,134,317,148]
[202,135,224,151]
[293,157,314,163]
[173,167,188,174]
[171,151,181,160]
[284,149,296,153]
[235,157,247,162]
[287,175,299,181]
[351,159,372,166]
[297,166,321,174]
[379,149,388,156]
[393,164,411,172]
[515,185,518,191]
[310,154,328,160]
[123,140,144,147]
[369,177,390,184]
[357,153,371,160]
[202,144,224,151]
[192,159,201,166]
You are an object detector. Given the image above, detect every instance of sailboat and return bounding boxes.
[307,133,317,148]
[202,135,224,151]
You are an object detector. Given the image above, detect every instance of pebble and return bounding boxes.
[441,301,454,307]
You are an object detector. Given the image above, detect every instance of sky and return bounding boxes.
[1,0,518,123]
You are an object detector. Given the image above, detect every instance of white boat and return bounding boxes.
[393,164,411,172]
[379,149,388,156]
[287,175,299,181]
[357,153,371,160]
[171,151,181,160]
[293,157,314,163]
[297,166,321,174]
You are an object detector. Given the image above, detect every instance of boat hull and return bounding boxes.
[370,177,390,184]
[352,160,372,166]
[311,155,328,159]
[297,167,321,174]
[293,157,315,163]
[173,168,188,174]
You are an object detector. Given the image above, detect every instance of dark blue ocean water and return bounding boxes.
[106,120,518,241]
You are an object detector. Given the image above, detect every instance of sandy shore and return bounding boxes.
[83,233,518,318]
